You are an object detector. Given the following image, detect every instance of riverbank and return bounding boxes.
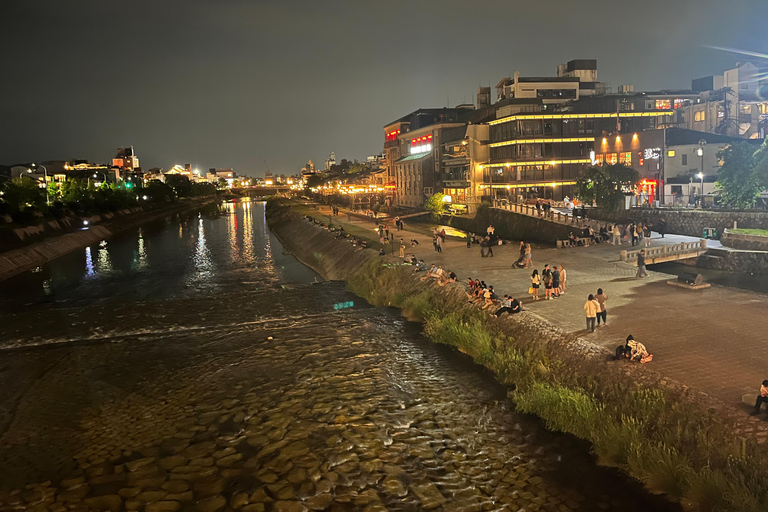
[0,197,220,282]
[267,198,768,512]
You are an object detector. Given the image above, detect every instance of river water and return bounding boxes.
[0,200,677,511]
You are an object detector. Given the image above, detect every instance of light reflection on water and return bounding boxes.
[84,246,95,278]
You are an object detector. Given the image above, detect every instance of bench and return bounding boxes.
[557,237,590,248]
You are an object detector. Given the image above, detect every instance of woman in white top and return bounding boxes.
[612,225,621,245]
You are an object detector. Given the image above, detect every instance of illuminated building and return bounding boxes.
[487,95,674,202]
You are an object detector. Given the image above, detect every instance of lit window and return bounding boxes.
[606,153,618,165]
[655,99,672,110]
[694,111,706,122]
[596,154,605,165]
[668,150,675,157]
[619,152,632,165]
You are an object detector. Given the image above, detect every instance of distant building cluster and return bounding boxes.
[371,59,768,212]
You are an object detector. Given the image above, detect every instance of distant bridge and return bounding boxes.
[233,186,291,196]
[620,240,708,265]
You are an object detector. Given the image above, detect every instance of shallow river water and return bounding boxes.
[0,200,678,511]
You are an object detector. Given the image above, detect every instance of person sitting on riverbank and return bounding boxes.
[468,277,476,291]
[494,295,523,316]
[481,286,499,309]
[623,335,653,363]
[751,380,768,416]
[413,260,427,272]
[438,270,457,286]
[468,284,485,303]
[421,264,437,281]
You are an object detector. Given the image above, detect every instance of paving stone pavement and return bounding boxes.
[326,207,767,413]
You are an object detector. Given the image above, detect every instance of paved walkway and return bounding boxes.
[314,206,767,415]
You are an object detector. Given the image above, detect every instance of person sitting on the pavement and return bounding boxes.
[481,286,498,309]
[494,295,523,316]
[751,380,768,416]
[413,260,427,272]
[421,264,437,280]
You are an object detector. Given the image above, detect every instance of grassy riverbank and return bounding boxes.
[346,258,768,512]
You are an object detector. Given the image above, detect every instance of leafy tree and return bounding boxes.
[305,174,324,189]
[576,164,639,211]
[347,163,365,175]
[60,179,88,203]
[217,177,228,189]
[165,175,192,197]
[424,192,446,218]
[717,141,768,208]
[1,177,46,213]
[145,180,176,203]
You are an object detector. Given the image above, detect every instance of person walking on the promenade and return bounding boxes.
[395,216,400,230]
[399,238,405,258]
[530,269,540,300]
[658,217,667,238]
[612,224,621,245]
[636,249,648,278]
[525,242,532,268]
[636,222,644,246]
[542,265,553,300]
[485,236,494,257]
[551,266,561,298]
[584,294,599,332]
[432,235,439,253]
[480,237,487,257]
[751,380,768,416]
[466,233,472,248]
[632,223,639,246]
[595,288,608,326]
[559,265,566,294]
[644,224,652,247]
[436,235,443,253]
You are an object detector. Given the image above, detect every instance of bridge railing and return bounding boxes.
[620,239,708,263]
[492,202,604,230]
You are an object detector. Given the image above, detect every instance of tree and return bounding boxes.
[165,175,192,197]
[717,141,768,208]
[305,174,324,189]
[424,192,446,218]
[576,164,639,211]
[1,177,46,213]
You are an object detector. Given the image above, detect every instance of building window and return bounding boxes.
[606,153,618,165]
[619,152,632,165]
[668,150,676,157]
[681,154,688,166]
[694,111,706,122]
[596,154,605,165]
[655,99,672,110]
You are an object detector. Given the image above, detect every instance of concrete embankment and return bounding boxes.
[266,199,768,512]
[0,198,218,282]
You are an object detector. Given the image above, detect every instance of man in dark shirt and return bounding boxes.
[551,266,561,297]
[494,295,523,316]
[636,249,648,278]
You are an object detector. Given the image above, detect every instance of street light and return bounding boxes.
[29,164,50,205]
[697,172,704,203]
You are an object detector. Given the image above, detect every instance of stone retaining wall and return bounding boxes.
[698,249,768,275]
[721,229,768,251]
[432,208,575,245]
[589,208,768,238]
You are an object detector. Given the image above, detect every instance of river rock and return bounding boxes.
[381,477,407,498]
[411,482,445,509]
[161,481,189,494]
[249,488,272,503]
[354,489,380,506]
[159,456,187,470]
[272,501,306,512]
[145,501,181,512]
[277,441,310,461]
[304,492,333,511]
[242,505,265,512]
[230,492,249,509]
[137,490,168,502]
[195,495,226,512]
[126,457,156,472]
[184,442,216,460]
[83,494,121,512]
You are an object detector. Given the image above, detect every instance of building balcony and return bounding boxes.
[384,140,399,149]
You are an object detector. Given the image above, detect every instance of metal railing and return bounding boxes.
[491,202,604,230]
[620,240,708,263]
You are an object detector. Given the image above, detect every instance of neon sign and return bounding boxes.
[644,148,661,160]
[410,134,433,155]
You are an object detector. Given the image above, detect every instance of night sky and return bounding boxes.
[2,0,766,176]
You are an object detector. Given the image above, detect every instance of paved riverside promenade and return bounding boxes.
[308,205,768,418]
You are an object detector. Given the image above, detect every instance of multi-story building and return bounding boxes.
[486,95,674,202]
[674,62,768,139]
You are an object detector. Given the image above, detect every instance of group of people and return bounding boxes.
[432,228,447,253]
[466,278,523,317]
[420,264,457,287]
[528,264,566,300]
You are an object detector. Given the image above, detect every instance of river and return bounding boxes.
[0,199,678,511]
